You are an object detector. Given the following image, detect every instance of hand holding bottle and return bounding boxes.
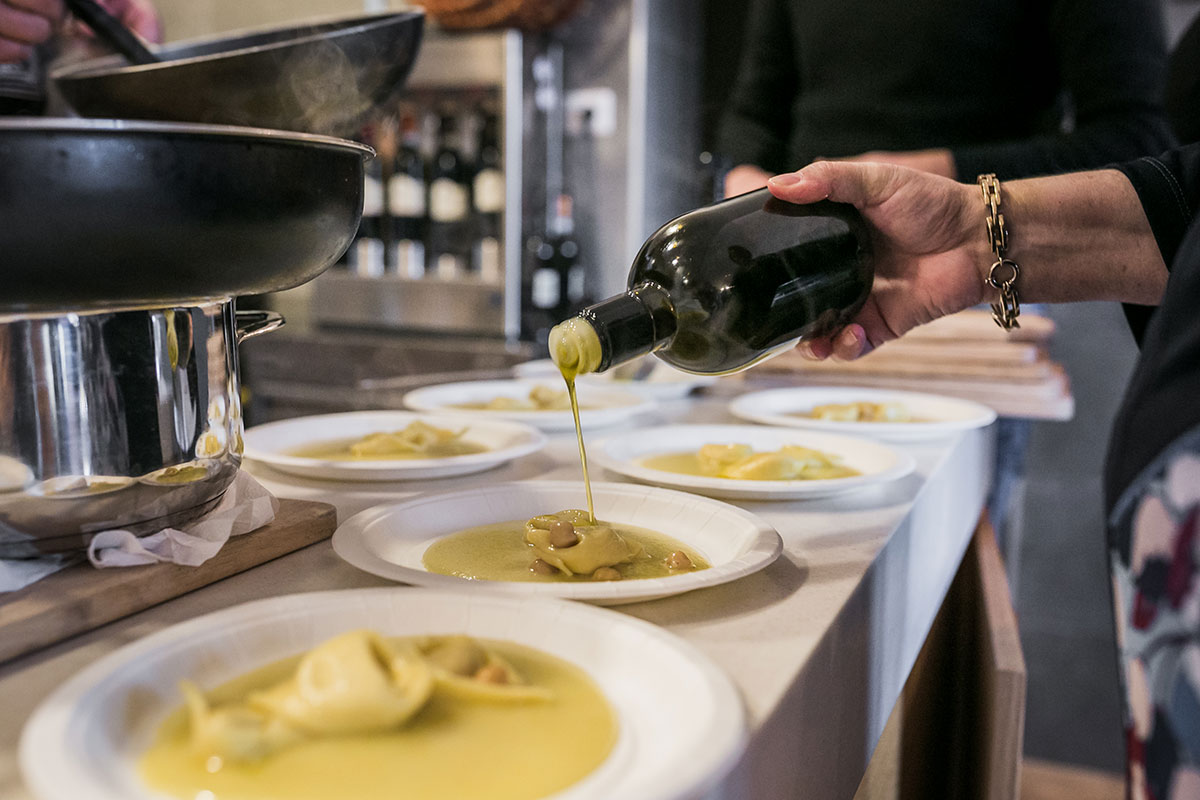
[767,159,1168,361]
[767,161,987,361]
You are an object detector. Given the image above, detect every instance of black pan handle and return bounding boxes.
[63,0,159,65]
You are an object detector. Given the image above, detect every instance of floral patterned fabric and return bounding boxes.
[1112,433,1200,799]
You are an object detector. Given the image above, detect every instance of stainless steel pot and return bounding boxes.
[0,301,282,557]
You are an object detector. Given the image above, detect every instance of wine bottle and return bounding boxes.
[550,188,873,377]
[471,104,504,282]
[347,132,386,278]
[427,109,471,278]
[388,110,428,279]
[552,194,587,314]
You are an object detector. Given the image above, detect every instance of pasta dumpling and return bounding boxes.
[181,681,301,763]
[348,421,467,457]
[668,443,860,481]
[525,511,645,576]
[418,635,552,703]
[183,630,433,763]
[247,631,433,735]
[805,401,912,422]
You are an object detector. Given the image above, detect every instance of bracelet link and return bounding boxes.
[988,259,1021,330]
[977,173,1021,330]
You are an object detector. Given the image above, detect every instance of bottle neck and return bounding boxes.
[579,282,677,373]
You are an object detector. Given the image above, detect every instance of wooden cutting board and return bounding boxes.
[0,498,336,665]
[902,309,1057,342]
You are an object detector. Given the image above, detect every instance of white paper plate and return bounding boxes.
[729,386,997,442]
[403,379,656,432]
[137,459,220,487]
[26,474,135,498]
[20,588,745,800]
[513,358,718,401]
[333,481,782,605]
[243,411,547,481]
[593,424,916,500]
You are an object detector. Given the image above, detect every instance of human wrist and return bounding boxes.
[950,181,995,292]
[967,170,1166,307]
[975,174,1022,328]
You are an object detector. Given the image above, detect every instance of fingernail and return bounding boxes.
[845,327,865,358]
[831,327,862,361]
[768,173,803,187]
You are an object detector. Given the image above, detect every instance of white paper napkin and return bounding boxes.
[0,471,279,592]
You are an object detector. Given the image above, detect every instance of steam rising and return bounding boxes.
[50,12,421,138]
[283,37,376,136]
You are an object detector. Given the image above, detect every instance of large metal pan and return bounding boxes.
[0,118,373,311]
[51,10,424,136]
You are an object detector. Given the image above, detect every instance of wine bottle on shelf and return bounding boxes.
[551,194,587,314]
[529,234,560,321]
[347,141,386,278]
[549,188,873,376]
[426,108,471,279]
[388,110,428,279]
[471,104,504,283]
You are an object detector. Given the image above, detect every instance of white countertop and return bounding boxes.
[0,385,993,800]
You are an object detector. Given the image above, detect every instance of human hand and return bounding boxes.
[838,147,958,179]
[768,160,986,360]
[723,164,772,198]
[0,0,64,63]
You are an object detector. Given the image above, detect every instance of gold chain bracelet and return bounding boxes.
[978,173,1021,330]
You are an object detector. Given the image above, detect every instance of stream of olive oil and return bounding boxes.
[551,318,606,525]
[563,376,595,524]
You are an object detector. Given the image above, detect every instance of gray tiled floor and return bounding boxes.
[1014,301,1140,771]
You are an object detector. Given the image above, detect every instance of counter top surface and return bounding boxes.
[0,382,993,800]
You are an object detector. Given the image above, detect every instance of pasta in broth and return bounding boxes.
[139,631,616,800]
[643,443,861,480]
[289,421,486,461]
[423,509,708,582]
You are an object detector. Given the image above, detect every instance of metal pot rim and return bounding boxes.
[0,298,231,323]
[0,117,376,156]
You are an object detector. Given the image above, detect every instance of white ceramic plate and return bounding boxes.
[333,480,782,605]
[243,411,547,481]
[20,588,745,800]
[513,358,718,401]
[592,424,916,500]
[403,379,656,432]
[729,386,997,442]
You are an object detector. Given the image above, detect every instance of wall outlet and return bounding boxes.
[565,87,618,138]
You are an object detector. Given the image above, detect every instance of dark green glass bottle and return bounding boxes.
[550,188,873,377]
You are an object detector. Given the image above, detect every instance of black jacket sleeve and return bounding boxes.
[1105,144,1200,517]
[1112,143,1200,341]
[1114,144,1200,270]
[713,0,798,173]
[951,0,1177,181]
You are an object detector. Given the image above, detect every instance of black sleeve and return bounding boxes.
[1115,143,1200,273]
[1113,142,1200,341]
[951,0,1177,181]
[713,0,798,173]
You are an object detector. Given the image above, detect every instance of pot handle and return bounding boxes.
[235,310,285,344]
